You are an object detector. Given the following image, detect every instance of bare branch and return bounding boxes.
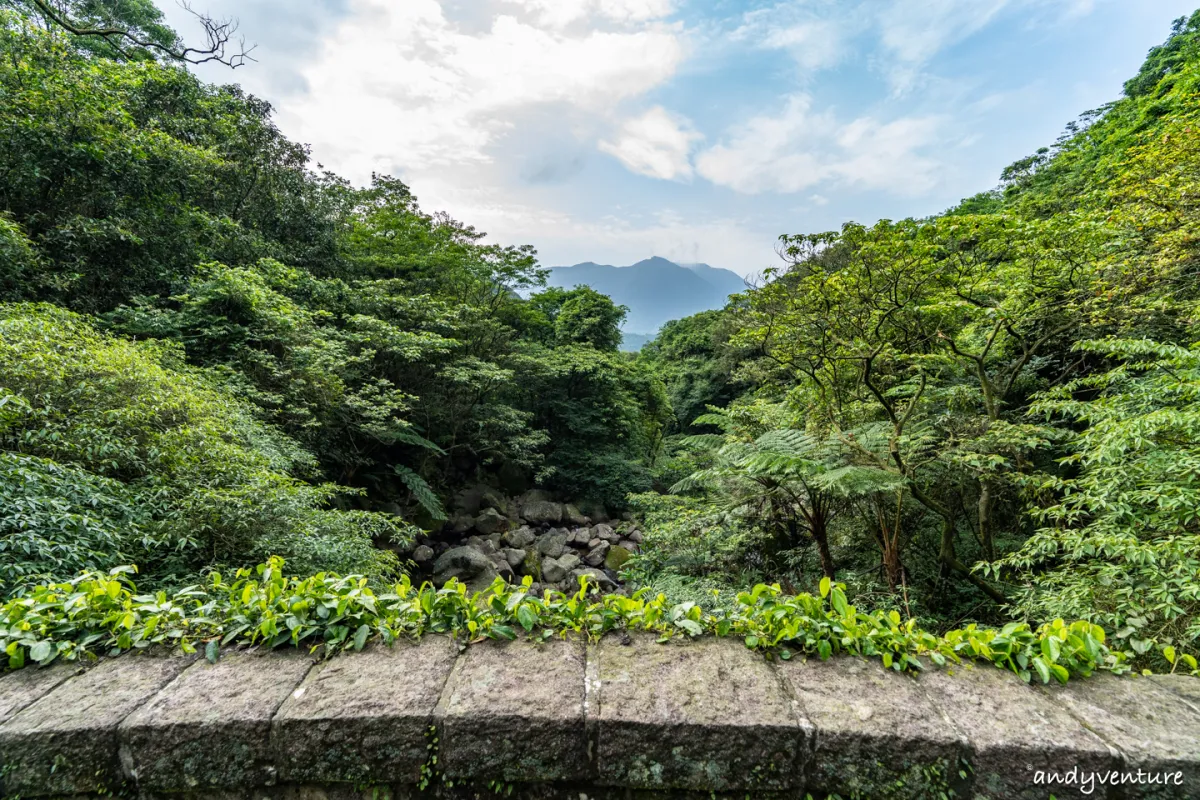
[28,0,255,68]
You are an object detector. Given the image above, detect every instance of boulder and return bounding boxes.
[568,528,591,546]
[593,524,619,544]
[449,514,474,534]
[562,504,588,526]
[542,556,570,583]
[627,529,644,544]
[453,484,507,516]
[557,553,581,572]
[412,544,435,563]
[537,530,569,559]
[605,545,632,571]
[432,547,498,591]
[571,567,617,591]
[502,548,526,567]
[521,500,563,525]
[521,549,542,580]
[474,508,507,535]
[584,541,610,567]
[503,526,537,549]
[617,539,639,553]
[466,536,498,556]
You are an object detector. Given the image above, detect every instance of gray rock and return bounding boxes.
[411,544,434,563]
[593,523,619,543]
[502,547,526,567]
[432,546,498,590]
[568,527,591,546]
[522,499,563,525]
[557,553,581,572]
[588,537,602,549]
[503,526,537,549]
[449,513,474,534]
[537,530,569,559]
[474,507,507,535]
[584,541,610,567]
[562,504,588,526]
[627,529,644,543]
[571,567,617,590]
[617,538,639,552]
[542,556,569,583]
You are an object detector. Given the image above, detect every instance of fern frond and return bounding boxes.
[393,464,447,520]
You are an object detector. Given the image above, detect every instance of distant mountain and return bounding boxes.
[546,257,746,348]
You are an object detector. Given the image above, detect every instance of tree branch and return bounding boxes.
[29,0,255,68]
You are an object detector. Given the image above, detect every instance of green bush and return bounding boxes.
[0,303,408,589]
[1,557,1162,685]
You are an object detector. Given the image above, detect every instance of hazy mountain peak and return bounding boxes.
[546,257,745,349]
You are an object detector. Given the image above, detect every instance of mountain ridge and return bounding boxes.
[546,257,745,349]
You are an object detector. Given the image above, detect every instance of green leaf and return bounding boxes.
[353,624,369,651]
[205,640,220,664]
[516,605,537,632]
[29,641,52,663]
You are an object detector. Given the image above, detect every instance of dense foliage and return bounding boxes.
[0,6,668,588]
[630,10,1200,670]
[2,0,1198,676]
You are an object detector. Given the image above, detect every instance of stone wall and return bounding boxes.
[1,636,1198,799]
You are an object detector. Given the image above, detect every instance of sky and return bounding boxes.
[164,0,1198,277]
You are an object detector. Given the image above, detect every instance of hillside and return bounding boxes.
[546,257,746,346]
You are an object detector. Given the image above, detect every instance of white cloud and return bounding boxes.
[733,6,846,71]
[281,0,684,181]
[599,107,702,180]
[501,0,674,28]
[695,94,944,195]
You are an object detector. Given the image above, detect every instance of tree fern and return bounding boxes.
[393,464,447,520]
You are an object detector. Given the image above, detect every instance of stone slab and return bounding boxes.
[1148,673,1200,710]
[439,637,588,782]
[1042,673,1200,799]
[120,649,313,790]
[0,663,81,725]
[780,656,966,799]
[272,637,458,785]
[0,655,188,797]
[917,665,1119,800]
[594,636,803,792]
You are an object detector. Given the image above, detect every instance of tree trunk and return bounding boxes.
[977,478,996,562]
[811,513,836,580]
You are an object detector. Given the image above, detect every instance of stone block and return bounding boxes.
[780,656,965,799]
[594,636,803,792]
[917,665,1118,799]
[0,663,80,725]
[1149,673,1200,708]
[272,637,458,784]
[440,637,587,782]
[1041,673,1200,799]
[0,655,188,796]
[119,649,313,790]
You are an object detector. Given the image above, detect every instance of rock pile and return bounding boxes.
[406,489,644,594]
